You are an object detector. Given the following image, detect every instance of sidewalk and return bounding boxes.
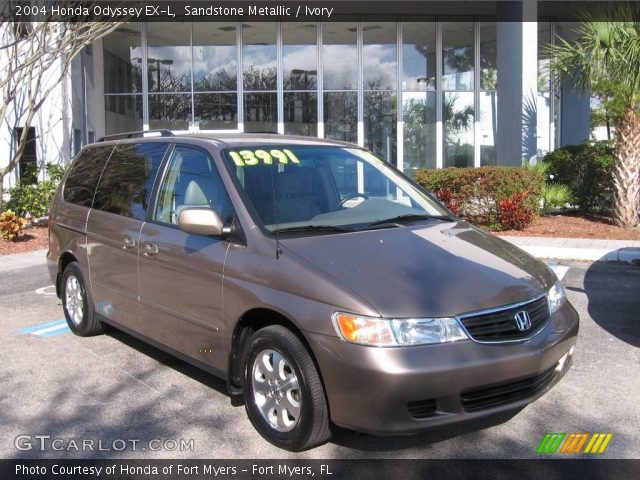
[500,236,640,262]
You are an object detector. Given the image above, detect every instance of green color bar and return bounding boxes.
[537,433,566,454]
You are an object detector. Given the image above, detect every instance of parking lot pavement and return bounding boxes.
[0,254,638,459]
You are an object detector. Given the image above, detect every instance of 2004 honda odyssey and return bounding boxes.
[48,131,579,451]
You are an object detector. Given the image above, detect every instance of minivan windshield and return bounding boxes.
[222,146,451,233]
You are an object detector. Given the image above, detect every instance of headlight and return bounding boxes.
[548,280,567,314]
[332,312,468,347]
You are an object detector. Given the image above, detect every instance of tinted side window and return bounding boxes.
[93,143,168,219]
[155,146,233,225]
[63,146,114,207]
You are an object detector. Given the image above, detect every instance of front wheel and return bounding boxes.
[62,262,103,336]
[243,325,330,451]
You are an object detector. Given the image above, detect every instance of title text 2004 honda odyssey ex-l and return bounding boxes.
[48,131,578,451]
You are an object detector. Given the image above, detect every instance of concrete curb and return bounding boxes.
[0,249,47,272]
[500,236,640,263]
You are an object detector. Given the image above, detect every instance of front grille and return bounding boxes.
[407,399,437,419]
[461,365,557,412]
[459,296,550,342]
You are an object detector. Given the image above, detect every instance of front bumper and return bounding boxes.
[308,301,579,435]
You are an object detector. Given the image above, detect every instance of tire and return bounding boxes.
[243,325,331,451]
[61,262,103,336]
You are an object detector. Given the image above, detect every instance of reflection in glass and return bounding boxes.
[444,92,475,167]
[324,92,357,143]
[244,93,277,132]
[105,95,143,134]
[243,23,277,91]
[147,23,192,93]
[283,24,317,90]
[403,92,437,171]
[149,94,191,130]
[442,22,474,91]
[402,22,436,91]
[193,23,237,92]
[364,92,396,164]
[480,92,498,165]
[480,22,497,90]
[195,93,238,130]
[284,92,317,136]
[323,23,357,90]
[103,24,142,94]
[363,23,396,90]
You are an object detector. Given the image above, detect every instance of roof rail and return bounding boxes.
[97,129,174,142]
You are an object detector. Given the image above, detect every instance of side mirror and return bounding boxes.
[178,207,224,237]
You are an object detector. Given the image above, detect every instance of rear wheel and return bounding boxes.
[62,262,103,336]
[243,325,330,451]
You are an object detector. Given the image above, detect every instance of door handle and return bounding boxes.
[122,235,136,250]
[142,241,159,257]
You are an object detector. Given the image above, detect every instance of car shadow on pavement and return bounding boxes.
[583,262,640,348]
[105,326,234,397]
[329,408,523,452]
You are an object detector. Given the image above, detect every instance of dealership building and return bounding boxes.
[2,5,591,189]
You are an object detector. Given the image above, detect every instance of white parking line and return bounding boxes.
[548,265,570,281]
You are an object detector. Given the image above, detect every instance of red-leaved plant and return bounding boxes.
[498,191,534,230]
[435,188,461,216]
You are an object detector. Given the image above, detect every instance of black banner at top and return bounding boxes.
[3,1,640,22]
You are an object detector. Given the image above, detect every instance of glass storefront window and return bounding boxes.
[149,94,191,130]
[402,22,436,91]
[193,23,237,92]
[105,95,143,134]
[322,23,357,91]
[479,91,497,165]
[194,93,238,130]
[403,92,437,171]
[442,22,474,91]
[324,92,357,143]
[480,22,497,90]
[284,92,317,136]
[283,23,317,90]
[444,92,475,167]
[243,23,277,91]
[147,23,192,93]
[103,24,142,94]
[364,91,396,163]
[363,23,396,90]
[244,92,277,132]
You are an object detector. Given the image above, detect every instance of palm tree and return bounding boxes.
[545,5,640,227]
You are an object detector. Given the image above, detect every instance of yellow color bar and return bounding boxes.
[584,433,614,454]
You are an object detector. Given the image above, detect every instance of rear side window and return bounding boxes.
[93,143,168,220]
[63,146,114,207]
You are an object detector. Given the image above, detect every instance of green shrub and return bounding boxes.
[542,142,614,212]
[6,163,65,218]
[414,166,543,231]
[541,183,572,213]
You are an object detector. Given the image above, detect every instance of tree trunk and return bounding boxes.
[0,175,4,211]
[612,107,640,227]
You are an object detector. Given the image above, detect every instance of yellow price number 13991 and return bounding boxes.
[229,149,301,167]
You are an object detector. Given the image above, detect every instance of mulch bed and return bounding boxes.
[0,225,49,256]
[498,213,640,240]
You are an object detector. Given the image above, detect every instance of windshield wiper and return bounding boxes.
[366,214,452,227]
[272,225,355,234]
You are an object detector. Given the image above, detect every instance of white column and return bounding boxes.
[497,0,538,166]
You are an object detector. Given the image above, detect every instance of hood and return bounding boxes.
[280,221,556,318]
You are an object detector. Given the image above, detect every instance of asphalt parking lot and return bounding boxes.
[1,253,638,459]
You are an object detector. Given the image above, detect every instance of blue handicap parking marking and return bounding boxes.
[19,319,70,337]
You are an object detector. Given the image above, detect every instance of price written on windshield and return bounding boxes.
[229,149,301,167]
